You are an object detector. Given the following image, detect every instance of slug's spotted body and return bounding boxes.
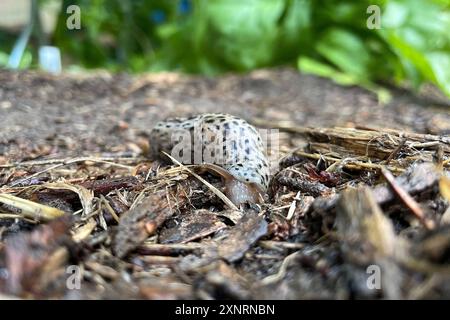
[149,113,270,193]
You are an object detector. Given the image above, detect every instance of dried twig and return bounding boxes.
[384,138,406,164]
[0,193,65,221]
[293,150,405,173]
[138,242,203,255]
[7,157,137,187]
[258,240,305,250]
[260,251,302,285]
[0,156,143,169]
[162,152,239,211]
[381,167,435,230]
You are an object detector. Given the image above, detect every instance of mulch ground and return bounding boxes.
[0,68,449,299]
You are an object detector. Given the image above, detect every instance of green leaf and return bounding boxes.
[316,28,371,79]
[380,0,450,93]
[275,0,312,60]
[298,56,391,104]
[426,51,450,96]
[298,56,359,86]
[0,51,9,67]
[381,30,436,87]
[205,0,284,70]
[19,51,33,69]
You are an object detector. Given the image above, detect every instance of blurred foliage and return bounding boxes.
[0,31,33,69]
[1,0,449,98]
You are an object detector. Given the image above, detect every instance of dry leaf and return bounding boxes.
[72,218,97,242]
[44,182,94,216]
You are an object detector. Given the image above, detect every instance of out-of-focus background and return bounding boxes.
[0,0,449,98]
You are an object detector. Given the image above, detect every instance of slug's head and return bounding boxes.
[224,178,265,205]
[198,163,265,206]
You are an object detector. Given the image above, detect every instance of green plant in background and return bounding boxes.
[53,0,176,70]
[0,21,35,69]
[380,0,450,96]
[147,0,450,99]
[2,0,450,98]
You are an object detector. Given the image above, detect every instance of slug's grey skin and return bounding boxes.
[149,113,270,204]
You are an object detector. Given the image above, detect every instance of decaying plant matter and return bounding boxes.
[0,123,449,299]
[1,70,450,299]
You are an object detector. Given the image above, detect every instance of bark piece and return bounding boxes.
[112,186,187,258]
[159,209,226,244]
[217,212,268,263]
[3,215,73,296]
